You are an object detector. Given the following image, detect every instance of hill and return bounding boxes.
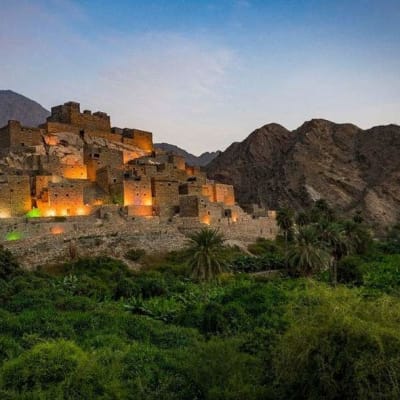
[207,119,400,229]
[0,90,50,127]
[154,142,219,166]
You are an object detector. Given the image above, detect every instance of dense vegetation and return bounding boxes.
[1,201,400,399]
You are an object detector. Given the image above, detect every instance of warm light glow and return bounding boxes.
[60,209,69,217]
[62,165,88,180]
[201,215,210,225]
[51,226,64,235]
[144,198,153,206]
[0,210,11,219]
[76,207,86,216]
[93,199,103,206]
[45,209,56,217]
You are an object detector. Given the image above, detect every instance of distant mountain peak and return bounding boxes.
[154,142,219,166]
[0,90,50,127]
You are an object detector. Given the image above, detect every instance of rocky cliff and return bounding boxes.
[207,119,400,229]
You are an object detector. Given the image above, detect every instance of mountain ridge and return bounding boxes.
[207,119,400,229]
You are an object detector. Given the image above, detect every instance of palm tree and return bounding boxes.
[276,207,294,271]
[317,222,350,285]
[186,228,226,281]
[342,220,372,255]
[296,211,310,227]
[287,226,330,277]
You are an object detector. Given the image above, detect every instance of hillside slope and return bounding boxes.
[0,90,50,127]
[207,119,400,228]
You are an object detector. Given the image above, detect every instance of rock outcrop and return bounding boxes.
[207,119,400,229]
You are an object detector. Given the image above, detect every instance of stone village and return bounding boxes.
[0,101,277,267]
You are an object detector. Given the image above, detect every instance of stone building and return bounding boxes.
[0,100,277,244]
[0,120,43,151]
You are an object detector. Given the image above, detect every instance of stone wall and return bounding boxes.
[0,175,31,217]
[212,183,235,206]
[122,177,152,207]
[48,102,111,132]
[46,179,88,216]
[122,128,153,153]
[152,178,180,218]
[96,166,124,193]
[0,121,43,150]
[85,145,124,181]
[0,207,277,269]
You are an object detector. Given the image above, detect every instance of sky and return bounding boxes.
[1,0,399,154]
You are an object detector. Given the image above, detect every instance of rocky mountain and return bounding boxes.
[207,119,400,229]
[0,90,50,127]
[154,142,219,166]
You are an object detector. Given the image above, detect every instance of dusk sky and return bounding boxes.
[1,0,399,154]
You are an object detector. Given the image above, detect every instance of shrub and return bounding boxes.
[248,238,281,256]
[0,248,20,281]
[125,248,146,262]
[337,255,364,285]
[230,253,284,273]
[0,340,86,392]
[274,287,400,399]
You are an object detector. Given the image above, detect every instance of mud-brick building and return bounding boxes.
[0,175,31,217]
[84,145,124,181]
[0,100,276,236]
[152,178,180,218]
[0,121,43,151]
[36,177,90,217]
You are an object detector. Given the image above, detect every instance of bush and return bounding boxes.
[125,249,146,262]
[0,340,86,392]
[230,253,284,273]
[248,238,281,256]
[274,287,400,399]
[337,256,364,285]
[0,248,20,281]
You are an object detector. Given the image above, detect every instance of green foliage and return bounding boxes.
[1,221,400,400]
[287,226,330,276]
[1,340,86,393]
[361,254,400,295]
[0,247,20,280]
[274,286,400,399]
[230,253,284,273]
[186,228,227,281]
[247,238,282,256]
[337,255,364,285]
[125,248,146,262]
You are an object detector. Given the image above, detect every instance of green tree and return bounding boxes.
[276,207,294,271]
[318,222,350,285]
[186,228,226,281]
[342,220,372,255]
[287,226,330,277]
[0,247,20,280]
